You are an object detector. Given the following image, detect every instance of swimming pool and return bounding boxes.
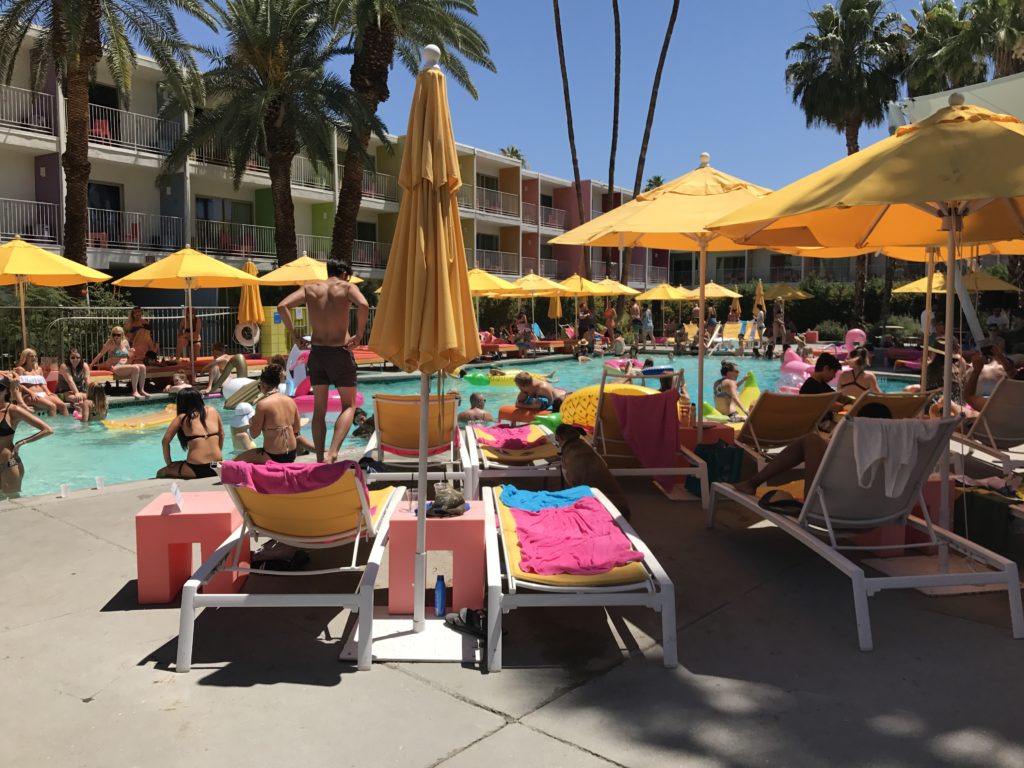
[19,355,910,498]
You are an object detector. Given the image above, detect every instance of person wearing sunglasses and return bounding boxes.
[0,374,53,495]
[57,347,92,420]
[91,326,149,400]
[15,348,68,416]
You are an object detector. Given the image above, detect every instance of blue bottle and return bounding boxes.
[434,575,447,617]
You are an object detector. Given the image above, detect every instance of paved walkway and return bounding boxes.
[2,476,1022,767]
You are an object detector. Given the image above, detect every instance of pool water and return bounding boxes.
[19,355,909,498]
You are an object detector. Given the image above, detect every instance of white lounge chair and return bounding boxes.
[484,485,677,671]
[463,423,560,498]
[845,390,932,420]
[709,417,1024,651]
[952,378,1024,474]
[736,391,838,468]
[176,461,404,672]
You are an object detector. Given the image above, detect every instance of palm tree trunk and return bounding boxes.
[1009,256,1024,310]
[268,151,298,265]
[845,120,868,321]
[622,0,679,288]
[553,0,588,279]
[330,22,395,264]
[605,0,621,283]
[879,252,894,327]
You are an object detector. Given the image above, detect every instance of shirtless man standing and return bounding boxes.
[278,259,368,462]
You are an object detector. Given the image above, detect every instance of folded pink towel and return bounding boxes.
[609,388,679,490]
[476,425,546,450]
[510,497,644,575]
[222,460,364,495]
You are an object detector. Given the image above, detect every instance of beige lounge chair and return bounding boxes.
[736,391,838,467]
[952,378,1024,473]
[845,390,931,420]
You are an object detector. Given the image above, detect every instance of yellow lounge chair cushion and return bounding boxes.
[493,486,648,588]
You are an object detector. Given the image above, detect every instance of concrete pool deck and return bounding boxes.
[2,475,1022,767]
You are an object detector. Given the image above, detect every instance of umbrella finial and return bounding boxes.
[185,243,191,249]
[301,250,308,257]
[421,44,441,70]
[698,152,710,168]
[948,93,965,107]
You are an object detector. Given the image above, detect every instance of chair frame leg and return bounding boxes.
[851,569,874,652]
[175,582,197,672]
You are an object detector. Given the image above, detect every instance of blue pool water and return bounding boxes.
[19,355,910,498]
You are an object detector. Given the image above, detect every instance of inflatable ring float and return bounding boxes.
[223,378,260,409]
[103,403,176,430]
[234,322,261,348]
[558,383,656,429]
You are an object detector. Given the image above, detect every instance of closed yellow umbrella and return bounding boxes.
[366,50,479,633]
[636,283,688,301]
[0,237,111,347]
[238,260,263,323]
[595,277,640,296]
[763,283,813,301]
[729,296,742,316]
[753,278,765,314]
[547,295,563,320]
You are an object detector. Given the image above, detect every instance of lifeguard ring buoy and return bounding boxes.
[234,322,261,347]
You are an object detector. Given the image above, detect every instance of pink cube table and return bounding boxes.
[135,491,249,604]
[387,501,485,615]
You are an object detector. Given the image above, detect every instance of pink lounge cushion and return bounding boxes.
[222,459,364,494]
[475,424,546,450]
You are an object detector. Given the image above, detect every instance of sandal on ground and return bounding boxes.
[757,489,804,517]
[444,608,487,639]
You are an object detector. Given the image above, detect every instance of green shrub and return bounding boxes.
[815,319,846,342]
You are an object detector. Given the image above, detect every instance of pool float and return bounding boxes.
[533,412,563,431]
[103,404,176,430]
[603,358,642,373]
[558,383,656,429]
[291,375,365,413]
[223,377,260,409]
[460,369,552,387]
[702,371,761,422]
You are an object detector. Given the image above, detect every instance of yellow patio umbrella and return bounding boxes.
[636,283,688,301]
[259,254,364,285]
[595,277,640,296]
[467,267,516,296]
[701,281,742,299]
[558,273,607,296]
[494,270,571,298]
[0,237,111,348]
[114,245,258,381]
[763,283,813,301]
[366,51,479,634]
[894,270,1020,294]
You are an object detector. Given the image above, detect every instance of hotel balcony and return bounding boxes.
[473,248,518,275]
[339,167,399,202]
[193,219,276,258]
[0,198,60,244]
[628,263,646,287]
[522,202,538,225]
[87,208,183,251]
[475,188,519,218]
[197,143,335,191]
[539,205,567,230]
[648,265,668,285]
[84,103,181,155]
[295,233,332,260]
[456,185,474,209]
[539,257,559,278]
[767,265,801,283]
[0,84,55,134]
[589,258,615,280]
[351,239,391,270]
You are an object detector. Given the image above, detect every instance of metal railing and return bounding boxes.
[768,266,802,283]
[715,269,746,284]
[0,198,60,244]
[86,209,183,251]
[806,260,852,282]
[475,249,518,275]
[539,258,559,278]
[193,219,276,257]
[589,259,611,280]
[0,84,54,134]
[521,202,538,224]
[351,240,391,269]
[85,103,180,154]
[629,263,646,286]
[475,188,519,217]
[456,185,474,209]
[295,233,332,260]
[648,265,668,284]
[340,167,398,202]
[290,155,334,190]
[539,205,566,230]
[520,256,537,275]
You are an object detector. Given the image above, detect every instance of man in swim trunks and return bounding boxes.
[278,259,369,463]
[514,371,569,412]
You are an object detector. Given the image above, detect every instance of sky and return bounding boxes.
[175,0,925,191]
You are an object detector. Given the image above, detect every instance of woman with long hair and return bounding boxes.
[84,383,108,422]
[175,308,202,360]
[57,347,91,420]
[91,326,149,400]
[713,360,747,421]
[124,306,147,345]
[15,348,68,416]
[157,387,223,479]
[0,373,53,495]
[234,365,301,464]
[837,346,880,399]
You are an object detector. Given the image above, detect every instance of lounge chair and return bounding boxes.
[952,378,1024,474]
[463,423,560,498]
[363,393,471,487]
[736,391,838,468]
[176,461,404,672]
[484,485,677,670]
[594,367,709,506]
[845,390,931,420]
[709,417,1024,651]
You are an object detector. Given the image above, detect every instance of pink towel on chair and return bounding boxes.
[222,460,363,494]
[476,425,546,449]
[510,497,644,575]
[609,388,679,490]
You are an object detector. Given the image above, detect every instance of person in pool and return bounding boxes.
[83,383,108,422]
[92,326,149,400]
[57,348,92,421]
[163,372,191,395]
[0,373,53,495]
[457,392,495,424]
[157,387,224,479]
[15,348,68,416]
[234,365,302,464]
[713,361,748,421]
[514,370,568,412]
[837,346,880,399]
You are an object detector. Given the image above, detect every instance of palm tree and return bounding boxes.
[605,0,621,282]
[163,0,383,266]
[0,0,211,264]
[905,0,986,96]
[786,0,907,319]
[328,0,494,264]
[643,175,665,192]
[958,0,1024,78]
[620,0,679,290]
[552,0,587,278]
[499,145,526,166]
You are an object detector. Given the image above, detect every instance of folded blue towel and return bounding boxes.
[500,485,592,513]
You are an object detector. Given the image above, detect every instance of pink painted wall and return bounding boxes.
[521,177,538,207]
[552,180,590,276]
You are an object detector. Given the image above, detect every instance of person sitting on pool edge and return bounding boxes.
[157,387,223,479]
[514,370,569,412]
[201,343,249,394]
[234,365,302,464]
[457,392,494,424]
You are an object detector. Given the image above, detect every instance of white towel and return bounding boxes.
[852,419,943,498]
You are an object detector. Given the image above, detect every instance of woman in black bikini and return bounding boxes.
[158,387,224,479]
[0,374,53,495]
[234,365,301,464]
[837,346,880,399]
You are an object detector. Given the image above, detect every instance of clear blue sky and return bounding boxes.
[176,0,922,190]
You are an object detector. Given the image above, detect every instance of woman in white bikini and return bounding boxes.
[91,326,149,399]
[0,374,53,495]
[15,348,68,416]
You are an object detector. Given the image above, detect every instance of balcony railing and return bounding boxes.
[456,185,474,209]
[522,202,538,225]
[85,103,180,155]
[296,233,332,260]
[475,188,519,217]
[589,259,614,280]
[0,198,60,244]
[715,269,746,283]
[539,205,566,230]
[475,249,518,275]
[0,84,54,134]
[87,209,182,251]
[351,239,391,269]
[290,155,333,190]
[539,258,559,278]
[629,263,646,286]
[648,266,668,284]
[768,266,802,283]
[193,219,275,257]
[340,167,398,202]
[807,260,852,282]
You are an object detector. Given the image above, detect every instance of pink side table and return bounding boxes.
[135,491,249,604]
[387,501,485,615]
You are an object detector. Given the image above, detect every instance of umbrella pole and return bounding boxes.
[413,371,429,632]
[186,278,197,385]
[921,248,935,392]
[17,277,27,350]
[938,210,960,570]
[697,238,707,442]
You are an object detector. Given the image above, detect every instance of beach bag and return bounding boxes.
[685,440,744,497]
